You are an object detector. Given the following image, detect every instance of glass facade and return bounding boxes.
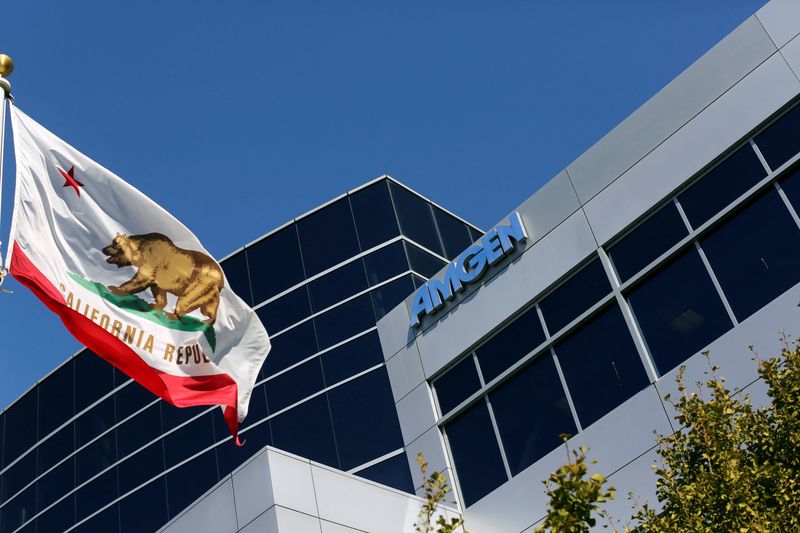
[437,101,800,507]
[0,178,480,533]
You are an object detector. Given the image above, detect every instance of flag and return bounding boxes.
[6,105,270,444]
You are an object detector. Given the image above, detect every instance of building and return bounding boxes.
[4,1,800,531]
[0,177,480,532]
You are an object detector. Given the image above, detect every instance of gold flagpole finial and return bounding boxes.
[0,55,13,78]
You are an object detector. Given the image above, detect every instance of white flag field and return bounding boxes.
[5,105,270,444]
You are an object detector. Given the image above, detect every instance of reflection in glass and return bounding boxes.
[390,183,444,256]
[350,180,400,250]
[405,242,446,278]
[433,208,473,259]
[363,241,408,286]
[539,258,609,335]
[370,275,415,320]
[435,357,481,415]
[354,453,414,494]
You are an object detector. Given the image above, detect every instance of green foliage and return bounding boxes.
[414,453,468,533]
[633,345,800,532]
[535,434,618,533]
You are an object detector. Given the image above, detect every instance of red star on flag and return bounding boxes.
[57,165,84,197]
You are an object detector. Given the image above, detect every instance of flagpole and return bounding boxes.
[0,54,13,278]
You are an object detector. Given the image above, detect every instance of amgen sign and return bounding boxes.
[410,212,528,328]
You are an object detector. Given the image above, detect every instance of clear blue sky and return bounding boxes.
[0,0,767,409]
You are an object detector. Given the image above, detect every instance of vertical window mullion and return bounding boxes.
[749,138,773,175]
[483,396,513,481]
[549,348,582,433]
[693,240,739,327]
[774,181,800,232]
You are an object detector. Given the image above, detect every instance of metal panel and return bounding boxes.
[239,507,279,533]
[584,53,800,246]
[385,343,427,404]
[781,33,800,81]
[273,507,323,533]
[232,451,275,528]
[320,520,367,533]
[396,383,438,447]
[403,426,451,492]
[603,448,661,529]
[511,170,580,244]
[757,0,800,48]
[378,302,414,362]
[265,448,319,517]
[415,210,597,378]
[567,16,776,204]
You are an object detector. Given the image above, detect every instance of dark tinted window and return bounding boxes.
[36,493,75,533]
[75,350,114,412]
[270,395,339,468]
[116,404,161,458]
[119,478,168,533]
[701,190,800,321]
[298,198,360,277]
[166,449,219,518]
[609,204,688,282]
[256,285,312,334]
[475,307,546,383]
[328,368,404,470]
[76,431,117,484]
[160,402,207,432]
[469,227,483,242]
[320,332,384,386]
[221,249,253,305]
[445,401,507,506]
[3,389,37,467]
[755,105,800,171]
[355,453,414,494]
[435,357,481,415]
[405,242,446,278]
[75,503,119,533]
[314,294,375,350]
[117,440,164,494]
[489,354,576,475]
[627,248,733,375]
[262,321,318,377]
[0,485,35,533]
[37,424,74,475]
[554,305,649,427]
[247,226,306,304]
[350,180,400,249]
[163,412,215,469]
[677,145,766,228]
[216,421,270,476]
[390,183,444,256]
[371,275,415,320]
[38,360,74,438]
[780,167,800,213]
[2,451,35,502]
[75,396,115,447]
[36,457,74,511]
[434,209,472,259]
[308,260,368,313]
[266,359,325,413]
[114,380,154,423]
[539,258,610,335]
[75,467,117,522]
[363,241,408,286]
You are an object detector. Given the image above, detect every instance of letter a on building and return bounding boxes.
[5,106,270,444]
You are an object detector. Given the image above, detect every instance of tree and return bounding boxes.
[414,453,468,533]
[537,340,800,532]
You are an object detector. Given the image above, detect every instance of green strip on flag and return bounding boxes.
[68,272,217,351]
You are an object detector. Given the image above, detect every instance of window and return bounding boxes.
[265,359,325,414]
[163,413,215,469]
[355,453,414,494]
[75,467,117,523]
[444,401,507,506]
[755,104,800,171]
[779,167,800,213]
[75,502,119,533]
[35,493,75,533]
[75,350,114,413]
[297,198,361,277]
[2,388,37,468]
[489,354,576,475]
[538,258,610,335]
[37,424,74,475]
[627,248,733,375]
[314,293,375,350]
[114,380,154,423]
[256,284,312,334]
[554,305,649,427]
[609,203,688,282]
[220,250,253,305]
[475,306,546,383]
[117,440,164,495]
[75,396,115,448]
[405,241,446,278]
[370,275,415,320]
[119,478,168,533]
[246,226,306,304]
[37,360,74,438]
[270,395,339,468]
[160,402,207,432]
[1,451,35,502]
[320,332,384,386]
[363,241,408,286]
[433,208,473,259]
[36,457,74,512]
[308,260,368,313]
[350,180,401,250]
[677,145,766,228]
[76,431,117,484]
[216,421,270,477]
[701,189,800,321]
[0,485,35,533]
[261,321,318,377]
[390,183,444,256]
[166,449,219,518]
[328,368,404,470]
[434,357,481,416]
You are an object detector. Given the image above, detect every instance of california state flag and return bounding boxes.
[6,105,270,444]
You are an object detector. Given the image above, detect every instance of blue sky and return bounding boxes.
[0,0,767,409]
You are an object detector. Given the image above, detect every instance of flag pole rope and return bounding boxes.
[0,54,13,284]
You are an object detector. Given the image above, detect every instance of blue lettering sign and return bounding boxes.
[409,212,527,328]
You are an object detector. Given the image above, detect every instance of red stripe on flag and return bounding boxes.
[9,241,243,445]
